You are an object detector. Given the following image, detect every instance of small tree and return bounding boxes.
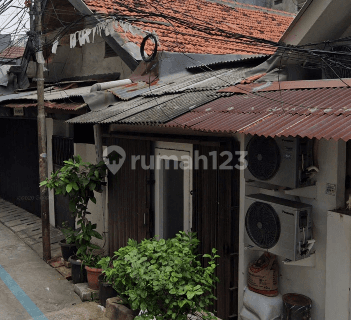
[41,155,107,264]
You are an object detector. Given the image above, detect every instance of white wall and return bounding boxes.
[46,117,55,227]
[74,143,108,253]
[237,136,347,320]
[325,210,351,320]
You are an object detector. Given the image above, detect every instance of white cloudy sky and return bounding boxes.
[0,0,30,46]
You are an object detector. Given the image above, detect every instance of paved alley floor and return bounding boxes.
[0,199,63,259]
[0,199,109,320]
[0,220,82,319]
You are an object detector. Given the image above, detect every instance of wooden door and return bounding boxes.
[192,141,240,320]
[107,137,152,255]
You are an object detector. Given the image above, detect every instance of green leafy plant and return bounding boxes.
[40,155,106,263]
[60,221,80,245]
[109,232,219,320]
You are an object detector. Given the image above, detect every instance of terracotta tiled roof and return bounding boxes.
[0,46,25,59]
[83,0,294,55]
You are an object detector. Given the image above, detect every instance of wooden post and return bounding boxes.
[34,0,51,261]
[94,124,108,254]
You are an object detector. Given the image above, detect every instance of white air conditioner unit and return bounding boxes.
[244,194,313,261]
[244,135,315,189]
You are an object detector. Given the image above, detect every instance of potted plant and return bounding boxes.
[97,256,118,307]
[76,220,104,290]
[68,254,88,284]
[41,155,107,284]
[59,221,79,261]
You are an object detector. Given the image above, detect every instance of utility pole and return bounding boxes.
[33,0,51,261]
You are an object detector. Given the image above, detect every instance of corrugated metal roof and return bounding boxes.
[165,86,351,141]
[14,86,92,101]
[219,78,351,93]
[142,67,250,96]
[117,91,217,124]
[108,81,161,100]
[186,55,270,70]
[68,91,218,124]
[4,101,87,111]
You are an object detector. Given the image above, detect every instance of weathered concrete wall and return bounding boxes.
[209,0,300,13]
[27,32,133,82]
[237,134,346,320]
[74,143,108,252]
[44,34,132,82]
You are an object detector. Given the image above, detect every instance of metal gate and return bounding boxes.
[52,135,75,228]
[0,118,40,216]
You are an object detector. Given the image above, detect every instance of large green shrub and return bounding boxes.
[104,232,219,320]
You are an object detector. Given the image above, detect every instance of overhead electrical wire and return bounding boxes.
[1,0,351,118]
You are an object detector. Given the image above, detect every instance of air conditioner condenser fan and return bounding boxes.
[246,136,281,181]
[245,201,281,249]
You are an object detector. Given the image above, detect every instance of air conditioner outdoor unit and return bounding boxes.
[244,194,313,261]
[244,135,314,189]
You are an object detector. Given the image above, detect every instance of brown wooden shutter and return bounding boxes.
[108,137,152,255]
[192,140,240,320]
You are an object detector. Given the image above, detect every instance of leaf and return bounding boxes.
[66,184,73,193]
[91,197,96,204]
[69,200,77,212]
[178,300,187,308]
[186,291,195,299]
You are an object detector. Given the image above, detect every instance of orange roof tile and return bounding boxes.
[0,46,25,59]
[83,0,294,55]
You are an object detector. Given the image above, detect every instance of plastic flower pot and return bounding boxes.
[59,239,77,261]
[98,274,117,307]
[68,255,87,284]
[85,265,103,290]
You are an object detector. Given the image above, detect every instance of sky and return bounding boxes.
[0,0,30,48]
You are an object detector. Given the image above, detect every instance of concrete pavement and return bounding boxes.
[0,221,83,319]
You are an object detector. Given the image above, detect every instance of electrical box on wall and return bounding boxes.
[244,135,315,189]
[244,194,313,262]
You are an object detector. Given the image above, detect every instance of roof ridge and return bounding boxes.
[205,0,296,17]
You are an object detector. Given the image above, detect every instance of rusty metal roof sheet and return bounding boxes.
[219,78,351,93]
[165,86,351,141]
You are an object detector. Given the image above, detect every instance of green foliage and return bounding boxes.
[41,155,106,263]
[106,232,219,320]
[40,155,106,219]
[60,221,80,245]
